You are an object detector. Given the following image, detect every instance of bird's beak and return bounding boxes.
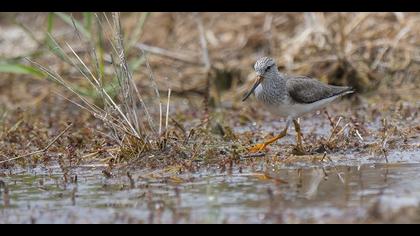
[242,75,264,102]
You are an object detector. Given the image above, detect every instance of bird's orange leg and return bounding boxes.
[249,126,288,153]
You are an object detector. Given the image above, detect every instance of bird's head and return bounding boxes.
[243,57,278,101]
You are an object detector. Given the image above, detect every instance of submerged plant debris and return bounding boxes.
[0,12,419,224]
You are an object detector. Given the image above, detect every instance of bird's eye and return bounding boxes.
[265,65,272,71]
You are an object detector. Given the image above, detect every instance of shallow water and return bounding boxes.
[1,150,420,223]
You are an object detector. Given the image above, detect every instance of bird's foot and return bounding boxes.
[248,143,268,153]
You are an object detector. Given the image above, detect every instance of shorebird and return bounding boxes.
[243,57,354,153]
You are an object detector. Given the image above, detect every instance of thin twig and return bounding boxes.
[371,24,412,70]
[263,13,274,54]
[320,152,327,162]
[323,154,345,184]
[327,116,342,143]
[195,13,211,71]
[0,123,73,165]
[382,147,389,164]
[165,89,172,136]
[381,118,390,163]
[355,129,364,142]
[329,123,351,143]
[194,13,212,127]
[127,172,135,189]
[141,50,161,134]
[324,110,335,128]
[159,103,163,136]
[136,43,202,65]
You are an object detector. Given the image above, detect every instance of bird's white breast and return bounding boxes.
[265,95,340,119]
[254,84,263,97]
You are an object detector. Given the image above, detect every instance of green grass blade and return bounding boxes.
[95,17,106,82]
[127,12,150,51]
[14,22,41,45]
[45,34,73,65]
[83,12,93,32]
[54,12,91,39]
[47,12,54,33]
[0,63,45,78]
[128,54,146,73]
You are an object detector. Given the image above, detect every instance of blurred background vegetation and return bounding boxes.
[0,12,418,100]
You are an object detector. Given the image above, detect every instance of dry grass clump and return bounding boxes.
[25,13,173,162]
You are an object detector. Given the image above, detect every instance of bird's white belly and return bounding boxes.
[255,84,341,118]
[266,95,339,118]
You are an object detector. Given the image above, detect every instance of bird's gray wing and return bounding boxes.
[286,76,353,104]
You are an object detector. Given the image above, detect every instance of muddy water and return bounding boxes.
[1,150,420,224]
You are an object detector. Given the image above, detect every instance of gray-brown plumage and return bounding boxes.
[242,57,354,153]
[286,76,353,104]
